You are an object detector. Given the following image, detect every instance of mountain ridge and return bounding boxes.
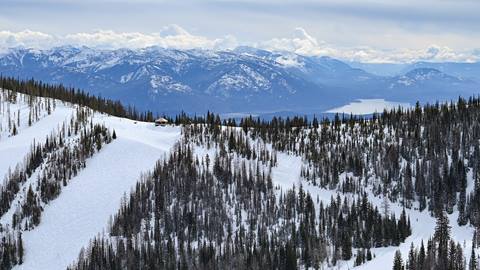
[0,46,478,116]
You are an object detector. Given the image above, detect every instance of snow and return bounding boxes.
[1,90,477,269]
[394,76,415,87]
[120,72,134,83]
[240,64,271,89]
[326,99,411,115]
[271,149,476,270]
[206,64,272,95]
[271,152,302,190]
[13,117,180,270]
[0,104,74,182]
[356,193,475,270]
[149,75,191,93]
[0,168,40,227]
[276,55,304,68]
[0,93,181,270]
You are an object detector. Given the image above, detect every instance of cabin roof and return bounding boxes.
[155,117,168,123]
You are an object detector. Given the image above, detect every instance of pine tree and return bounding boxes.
[341,230,352,260]
[285,242,297,270]
[382,195,390,217]
[355,249,365,266]
[404,163,414,206]
[17,233,23,265]
[434,210,451,259]
[393,250,404,270]
[407,243,416,270]
[458,164,467,226]
[417,241,426,269]
[470,242,477,270]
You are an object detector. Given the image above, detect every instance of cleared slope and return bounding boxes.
[0,92,181,270]
[0,105,74,180]
[14,115,180,270]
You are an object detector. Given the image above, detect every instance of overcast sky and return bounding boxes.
[0,0,479,63]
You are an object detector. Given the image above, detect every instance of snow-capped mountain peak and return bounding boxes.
[0,46,478,115]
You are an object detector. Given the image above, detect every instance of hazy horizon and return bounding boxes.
[1,0,479,63]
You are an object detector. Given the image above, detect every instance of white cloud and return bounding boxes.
[257,27,326,56]
[257,28,480,63]
[0,29,58,52]
[0,26,478,63]
[64,25,235,50]
[0,25,237,53]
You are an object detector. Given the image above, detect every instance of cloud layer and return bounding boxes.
[0,26,478,63]
[0,25,236,51]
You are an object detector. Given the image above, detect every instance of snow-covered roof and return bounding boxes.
[155,117,168,123]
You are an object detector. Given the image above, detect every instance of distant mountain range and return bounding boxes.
[0,46,478,116]
[349,61,480,81]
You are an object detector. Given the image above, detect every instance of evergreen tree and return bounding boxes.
[404,163,414,206]
[17,233,23,265]
[393,250,404,270]
[470,242,477,270]
[407,243,416,270]
[434,210,451,259]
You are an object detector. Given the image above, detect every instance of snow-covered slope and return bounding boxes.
[185,125,479,270]
[273,153,477,270]
[16,123,180,270]
[0,92,73,180]
[0,90,181,270]
[1,88,478,269]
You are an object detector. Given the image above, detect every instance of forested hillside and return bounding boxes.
[0,81,180,270]
[71,100,480,269]
[0,78,480,269]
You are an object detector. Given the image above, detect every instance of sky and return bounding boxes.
[0,0,479,63]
